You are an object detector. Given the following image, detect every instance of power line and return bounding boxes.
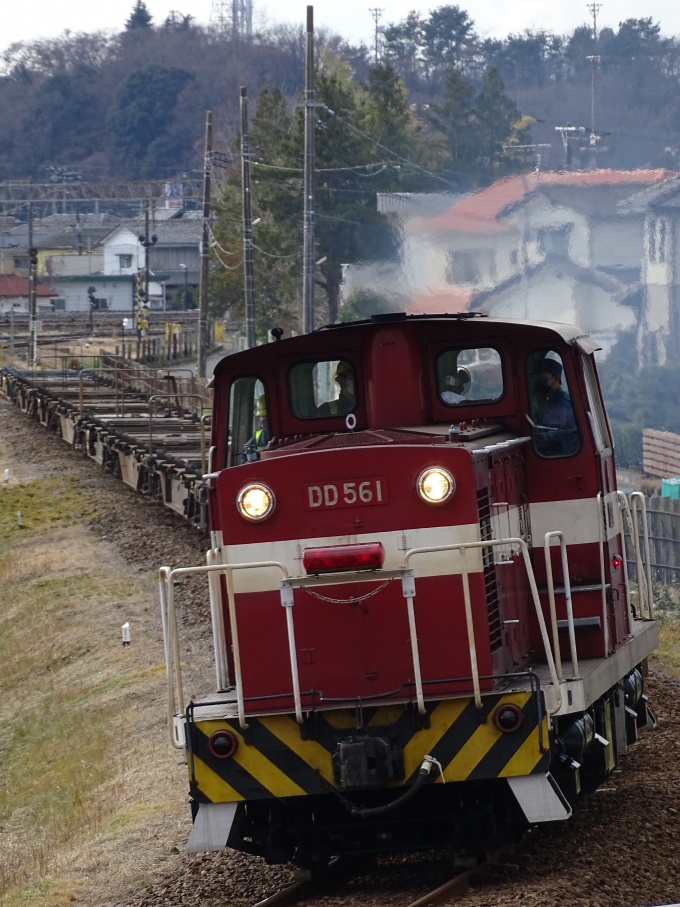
[323,107,456,187]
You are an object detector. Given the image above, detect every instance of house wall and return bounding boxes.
[481,269,577,324]
[103,228,144,275]
[0,296,29,313]
[44,251,104,277]
[591,220,643,271]
[45,278,136,313]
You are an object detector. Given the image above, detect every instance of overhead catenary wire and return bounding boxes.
[251,242,299,259]
[251,160,393,174]
[321,106,456,187]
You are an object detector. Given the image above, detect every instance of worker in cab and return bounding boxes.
[317,360,356,416]
[243,396,270,461]
[532,358,579,457]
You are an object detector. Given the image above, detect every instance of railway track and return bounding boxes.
[249,845,527,907]
[1,358,212,532]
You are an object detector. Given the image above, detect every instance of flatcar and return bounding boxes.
[159,313,657,870]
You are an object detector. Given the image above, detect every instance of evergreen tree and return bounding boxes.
[428,68,476,170]
[360,64,413,155]
[430,66,529,180]
[107,65,193,175]
[474,67,523,164]
[422,6,475,70]
[126,1,153,29]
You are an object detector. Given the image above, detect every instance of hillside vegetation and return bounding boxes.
[1,2,680,181]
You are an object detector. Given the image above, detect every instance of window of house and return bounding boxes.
[538,226,569,258]
[118,254,133,270]
[445,249,495,285]
[435,348,504,406]
[526,350,581,458]
[13,256,27,269]
[647,218,667,264]
[288,359,357,419]
[227,376,269,466]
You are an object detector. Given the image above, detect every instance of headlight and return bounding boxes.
[237,483,276,521]
[417,467,455,504]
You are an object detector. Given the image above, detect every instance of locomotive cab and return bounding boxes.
[160,314,657,867]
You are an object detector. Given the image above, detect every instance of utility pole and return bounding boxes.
[241,87,256,349]
[369,8,383,64]
[587,2,602,41]
[198,111,213,378]
[585,54,602,169]
[137,199,156,344]
[138,199,157,315]
[302,6,315,335]
[555,124,582,169]
[27,196,38,368]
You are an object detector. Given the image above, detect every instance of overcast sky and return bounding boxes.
[3,0,680,55]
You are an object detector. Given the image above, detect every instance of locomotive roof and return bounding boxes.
[213,314,596,376]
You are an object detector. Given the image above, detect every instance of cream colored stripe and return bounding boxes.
[223,523,482,593]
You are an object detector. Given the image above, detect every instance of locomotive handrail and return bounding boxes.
[158,559,289,746]
[631,492,654,618]
[543,531,579,680]
[207,547,230,692]
[596,493,610,655]
[404,538,562,715]
[616,491,634,623]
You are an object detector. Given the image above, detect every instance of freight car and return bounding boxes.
[160,313,657,871]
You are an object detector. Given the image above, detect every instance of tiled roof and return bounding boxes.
[0,274,57,297]
[405,287,475,316]
[418,169,676,236]
[118,217,202,246]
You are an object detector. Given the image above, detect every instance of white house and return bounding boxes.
[0,274,57,313]
[345,169,675,356]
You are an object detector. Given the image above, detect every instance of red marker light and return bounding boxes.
[303,542,385,574]
[208,729,238,759]
[612,554,623,569]
[493,703,524,733]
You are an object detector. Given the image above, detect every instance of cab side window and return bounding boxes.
[289,359,357,419]
[228,376,269,466]
[526,350,581,458]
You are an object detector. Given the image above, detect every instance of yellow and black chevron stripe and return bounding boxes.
[188,691,550,804]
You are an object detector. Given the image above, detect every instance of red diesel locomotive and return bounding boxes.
[160,313,657,868]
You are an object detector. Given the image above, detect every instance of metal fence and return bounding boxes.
[624,495,680,586]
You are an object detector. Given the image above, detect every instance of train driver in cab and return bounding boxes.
[441,368,470,404]
[317,360,356,416]
[532,357,579,457]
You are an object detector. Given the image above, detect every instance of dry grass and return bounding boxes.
[0,477,190,906]
[651,616,680,677]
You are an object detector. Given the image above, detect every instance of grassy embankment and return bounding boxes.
[0,476,186,906]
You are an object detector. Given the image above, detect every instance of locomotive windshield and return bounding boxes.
[526,349,581,458]
[228,375,270,466]
[435,347,504,405]
[288,359,358,419]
